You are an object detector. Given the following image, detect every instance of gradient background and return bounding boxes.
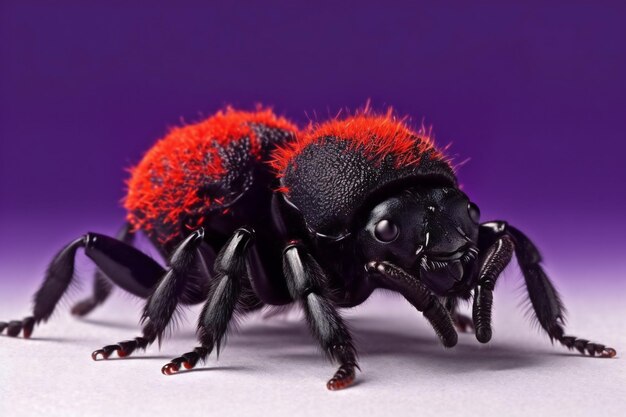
[1,3,626,417]
[1,1,625,293]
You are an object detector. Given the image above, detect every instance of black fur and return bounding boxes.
[142,229,207,343]
[161,228,255,374]
[33,237,85,323]
[283,242,358,389]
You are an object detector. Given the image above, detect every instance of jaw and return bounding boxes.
[419,261,465,295]
[367,246,479,297]
[419,262,476,296]
[416,245,479,296]
[365,260,432,297]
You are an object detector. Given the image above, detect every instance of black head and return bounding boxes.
[358,186,480,296]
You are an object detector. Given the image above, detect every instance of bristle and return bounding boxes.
[270,108,448,177]
[124,107,298,244]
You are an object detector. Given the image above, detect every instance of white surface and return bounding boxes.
[0,281,624,417]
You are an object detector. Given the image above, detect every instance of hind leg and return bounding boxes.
[92,228,217,360]
[70,272,114,317]
[0,231,165,338]
[477,221,616,357]
[71,223,136,317]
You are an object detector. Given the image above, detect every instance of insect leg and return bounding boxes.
[92,228,210,360]
[367,261,458,348]
[71,223,135,317]
[480,221,616,358]
[161,227,254,374]
[472,234,515,343]
[282,241,358,391]
[0,231,163,339]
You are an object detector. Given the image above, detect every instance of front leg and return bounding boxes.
[479,221,616,357]
[283,241,358,391]
[472,234,515,343]
[367,261,458,348]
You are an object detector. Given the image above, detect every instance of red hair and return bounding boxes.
[124,107,297,243]
[270,109,444,177]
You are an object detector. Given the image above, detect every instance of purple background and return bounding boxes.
[1,1,625,290]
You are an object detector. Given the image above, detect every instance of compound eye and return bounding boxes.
[468,202,481,224]
[374,219,399,242]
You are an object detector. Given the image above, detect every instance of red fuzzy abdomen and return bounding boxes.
[124,107,297,246]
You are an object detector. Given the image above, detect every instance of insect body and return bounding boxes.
[0,107,616,390]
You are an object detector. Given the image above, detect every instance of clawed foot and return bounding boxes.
[326,363,357,391]
[0,317,35,338]
[91,337,149,360]
[559,336,617,358]
[600,347,617,358]
[161,348,358,390]
[162,348,208,375]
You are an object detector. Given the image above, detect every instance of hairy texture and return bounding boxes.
[32,237,85,323]
[0,237,84,338]
[160,228,255,375]
[125,107,298,246]
[271,108,446,174]
[142,230,206,344]
[270,109,456,236]
[282,245,357,358]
